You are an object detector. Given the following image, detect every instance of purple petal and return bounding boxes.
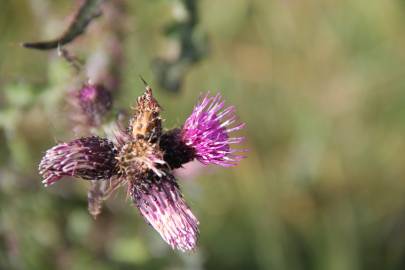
[181,93,246,167]
[39,136,117,186]
[130,172,199,252]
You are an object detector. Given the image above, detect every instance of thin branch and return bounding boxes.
[57,44,83,72]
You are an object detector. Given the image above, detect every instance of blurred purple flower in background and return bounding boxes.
[39,85,245,251]
[69,83,113,133]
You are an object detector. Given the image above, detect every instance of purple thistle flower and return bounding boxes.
[39,136,117,187]
[181,93,245,167]
[70,83,113,132]
[130,171,199,251]
[39,84,246,252]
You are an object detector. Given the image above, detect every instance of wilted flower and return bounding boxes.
[39,84,245,251]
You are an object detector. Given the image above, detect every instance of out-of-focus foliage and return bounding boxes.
[153,0,208,92]
[22,0,103,50]
[2,0,405,269]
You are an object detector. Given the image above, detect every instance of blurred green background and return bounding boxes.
[2,0,405,269]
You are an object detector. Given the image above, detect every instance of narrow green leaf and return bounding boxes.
[22,0,104,50]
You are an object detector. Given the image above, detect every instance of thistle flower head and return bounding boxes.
[78,84,112,115]
[39,136,117,186]
[181,93,245,167]
[130,171,199,251]
[70,83,113,131]
[39,84,246,252]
